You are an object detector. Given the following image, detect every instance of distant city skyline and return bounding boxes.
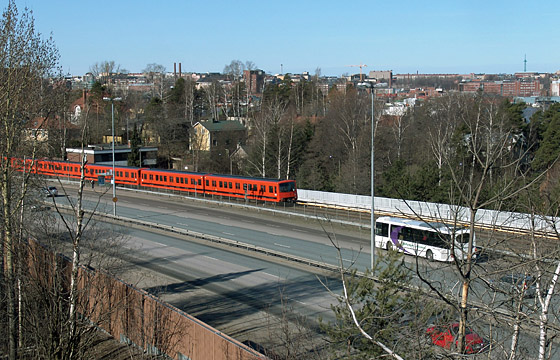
[16,0,560,76]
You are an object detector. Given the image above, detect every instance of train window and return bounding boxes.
[269,186,274,193]
[212,180,216,187]
[125,172,129,178]
[150,174,153,180]
[155,175,159,181]
[260,185,265,192]
[180,177,184,184]
[206,180,209,186]
[243,184,247,190]
[219,181,223,187]
[235,183,240,189]
[229,182,232,188]
[163,176,167,182]
[170,176,173,182]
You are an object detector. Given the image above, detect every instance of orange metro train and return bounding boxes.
[12,158,298,203]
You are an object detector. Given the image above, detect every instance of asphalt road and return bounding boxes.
[41,182,560,358]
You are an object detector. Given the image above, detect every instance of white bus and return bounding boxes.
[374,216,476,262]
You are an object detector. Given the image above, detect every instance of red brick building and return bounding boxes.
[243,69,265,95]
[459,80,542,97]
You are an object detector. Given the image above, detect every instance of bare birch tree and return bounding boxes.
[0,2,59,358]
[248,98,286,177]
[422,93,544,354]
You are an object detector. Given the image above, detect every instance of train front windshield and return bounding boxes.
[279,182,296,193]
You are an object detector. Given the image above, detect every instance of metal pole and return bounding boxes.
[111,101,116,216]
[371,88,376,270]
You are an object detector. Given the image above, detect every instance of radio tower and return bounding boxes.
[524,54,527,72]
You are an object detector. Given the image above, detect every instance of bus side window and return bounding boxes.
[375,222,389,237]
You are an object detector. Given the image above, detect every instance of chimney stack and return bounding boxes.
[174,63,177,79]
[179,63,182,78]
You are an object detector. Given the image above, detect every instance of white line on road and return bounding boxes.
[263,272,280,279]
[222,232,235,236]
[274,243,291,249]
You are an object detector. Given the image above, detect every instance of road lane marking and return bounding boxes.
[274,243,291,248]
[222,232,235,236]
[263,272,280,279]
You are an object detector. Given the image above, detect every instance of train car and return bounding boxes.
[140,168,206,194]
[10,157,37,173]
[36,159,83,179]
[84,163,141,186]
[203,174,297,202]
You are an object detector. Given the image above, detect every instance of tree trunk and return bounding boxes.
[3,166,17,359]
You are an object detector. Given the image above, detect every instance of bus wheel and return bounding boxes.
[426,250,434,261]
[386,241,392,251]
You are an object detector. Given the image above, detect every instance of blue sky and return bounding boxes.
[13,0,560,76]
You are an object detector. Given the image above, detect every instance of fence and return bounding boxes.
[26,239,267,360]
[298,189,560,234]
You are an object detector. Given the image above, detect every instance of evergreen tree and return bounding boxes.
[320,251,432,358]
[127,126,141,167]
[532,105,560,172]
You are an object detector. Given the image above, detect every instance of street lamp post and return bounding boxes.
[370,87,376,270]
[103,96,122,216]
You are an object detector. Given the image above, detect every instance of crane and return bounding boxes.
[347,63,368,82]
